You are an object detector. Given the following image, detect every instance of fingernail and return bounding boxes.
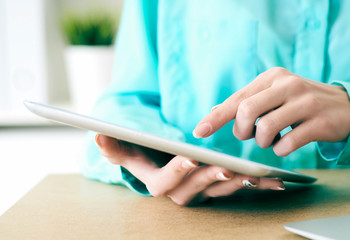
[217,172,232,181]
[95,134,102,147]
[211,104,220,112]
[270,186,285,191]
[271,177,283,181]
[193,123,212,138]
[242,179,257,188]
[182,160,197,169]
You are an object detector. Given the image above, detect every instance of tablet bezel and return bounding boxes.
[24,100,317,183]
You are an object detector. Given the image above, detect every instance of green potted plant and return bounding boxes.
[61,10,119,113]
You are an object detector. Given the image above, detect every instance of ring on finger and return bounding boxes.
[242,179,257,188]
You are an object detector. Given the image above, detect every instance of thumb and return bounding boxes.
[95,134,144,165]
[95,134,162,184]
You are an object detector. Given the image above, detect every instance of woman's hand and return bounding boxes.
[193,67,350,156]
[95,134,285,206]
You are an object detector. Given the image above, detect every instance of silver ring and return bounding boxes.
[242,179,257,188]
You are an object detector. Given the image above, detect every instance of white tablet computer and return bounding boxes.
[284,215,350,240]
[24,100,316,183]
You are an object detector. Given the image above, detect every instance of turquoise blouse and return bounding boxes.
[81,0,350,195]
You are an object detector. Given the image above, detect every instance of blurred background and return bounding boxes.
[0,0,123,215]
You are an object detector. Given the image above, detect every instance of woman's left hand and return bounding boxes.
[193,67,350,156]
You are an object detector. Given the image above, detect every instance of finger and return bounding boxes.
[233,86,285,140]
[203,174,261,198]
[203,177,284,199]
[95,134,159,181]
[254,100,309,148]
[273,120,315,156]
[257,177,285,190]
[193,67,287,138]
[145,156,198,197]
[95,134,137,163]
[167,166,234,205]
[96,134,202,197]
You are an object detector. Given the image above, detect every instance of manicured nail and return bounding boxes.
[242,179,257,188]
[193,123,212,138]
[183,160,197,169]
[271,177,283,181]
[211,104,220,112]
[270,186,286,191]
[217,172,232,181]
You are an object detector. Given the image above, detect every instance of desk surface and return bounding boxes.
[0,170,349,240]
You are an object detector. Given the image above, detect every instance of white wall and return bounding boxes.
[0,0,9,110]
[0,0,49,113]
[59,0,123,13]
[0,0,123,114]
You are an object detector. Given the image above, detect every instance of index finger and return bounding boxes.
[192,85,260,138]
[192,97,239,138]
[192,67,286,138]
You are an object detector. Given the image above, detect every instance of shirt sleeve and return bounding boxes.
[317,80,350,165]
[79,0,185,195]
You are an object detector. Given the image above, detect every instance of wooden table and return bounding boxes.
[1,170,349,239]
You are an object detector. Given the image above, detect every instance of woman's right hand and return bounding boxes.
[95,134,285,206]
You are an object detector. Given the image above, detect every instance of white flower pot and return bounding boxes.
[64,46,114,114]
